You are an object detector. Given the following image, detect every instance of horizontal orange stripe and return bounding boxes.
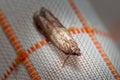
[92,28,112,40]
[26,27,111,55]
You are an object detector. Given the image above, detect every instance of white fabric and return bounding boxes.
[0,0,119,80]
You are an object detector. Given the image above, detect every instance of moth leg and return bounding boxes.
[62,55,70,67]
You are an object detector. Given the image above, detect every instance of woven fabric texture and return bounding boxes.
[0,0,120,80]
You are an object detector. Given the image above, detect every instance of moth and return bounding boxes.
[33,7,81,66]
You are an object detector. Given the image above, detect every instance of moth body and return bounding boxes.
[33,7,81,56]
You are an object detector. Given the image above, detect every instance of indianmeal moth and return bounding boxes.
[33,7,81,66]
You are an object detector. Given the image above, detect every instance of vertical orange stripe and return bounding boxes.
[0,11,41,80]
[88,31,120,79]
[67,0,120,79]
[67,0,88,27]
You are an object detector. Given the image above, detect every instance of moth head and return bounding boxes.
[71,45,81,56]
[75,48,81,56]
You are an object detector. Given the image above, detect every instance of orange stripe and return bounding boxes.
[68,27,84,34]
[0,11,41,80]
[23,58,40,80]
[26,28,85,55]
[88,30,120,79]
[27,39,49,54]
[67,0,120,79]
[0,13,23,53]
[0,3,119,80]
[92,28,112,40]
[1,58,19,80]
[67,0,88,27]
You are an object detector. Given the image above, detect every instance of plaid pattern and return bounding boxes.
[0,0,119,80]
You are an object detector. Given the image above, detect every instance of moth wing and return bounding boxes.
[40,7,65,28]
[33,11,45,34]
[33,12,52,36]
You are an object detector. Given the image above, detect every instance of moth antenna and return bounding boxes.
[62,55,70,68]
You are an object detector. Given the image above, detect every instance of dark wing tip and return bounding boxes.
[33,11,40,22]
[40,7,54,18]
[33,11,43,31]
[40,7,48,16]
[40,7,46,12]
